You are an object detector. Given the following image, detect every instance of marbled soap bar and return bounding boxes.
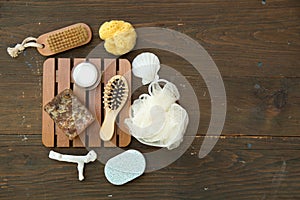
[44,89,94,140]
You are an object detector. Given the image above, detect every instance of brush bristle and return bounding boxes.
[47,25,89,53]
[103,75,128,110]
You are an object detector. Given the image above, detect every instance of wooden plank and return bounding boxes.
[103,59,117,147]
[3,134,300,150]
[1,135,300,199]
[56,58,71,147]
[87,58,101,147]
[42,58,55,147]
[117,59,131,147]
[72,58,86,147]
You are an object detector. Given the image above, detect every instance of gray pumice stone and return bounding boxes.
[104,149,146,185]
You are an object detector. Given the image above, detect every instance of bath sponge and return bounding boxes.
[99,20,137,55]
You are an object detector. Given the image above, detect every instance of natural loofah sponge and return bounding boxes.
[99,20,137,56]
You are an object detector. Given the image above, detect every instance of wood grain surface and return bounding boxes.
[0,0,299,199]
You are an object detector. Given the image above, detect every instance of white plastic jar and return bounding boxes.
[72,61,101,90]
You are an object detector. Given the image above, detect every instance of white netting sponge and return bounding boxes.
[125,79,189,150]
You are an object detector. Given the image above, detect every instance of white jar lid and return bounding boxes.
[72,62,98,88]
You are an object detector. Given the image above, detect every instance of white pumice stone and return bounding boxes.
[104,149,146,185]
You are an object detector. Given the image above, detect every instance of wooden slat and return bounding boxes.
[117,59,132,147]
[103,59,117,147]
[42,58,55,147]
[56,58,71,147]
[72,58,86,147]
[87,58,101,147]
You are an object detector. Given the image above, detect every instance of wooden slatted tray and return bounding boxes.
[42,58,131,147]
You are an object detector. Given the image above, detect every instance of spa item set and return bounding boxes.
[8,20,189,185]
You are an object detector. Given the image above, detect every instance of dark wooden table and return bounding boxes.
[1,0,299,199]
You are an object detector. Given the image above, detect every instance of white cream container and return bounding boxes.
[72,62,101,90]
